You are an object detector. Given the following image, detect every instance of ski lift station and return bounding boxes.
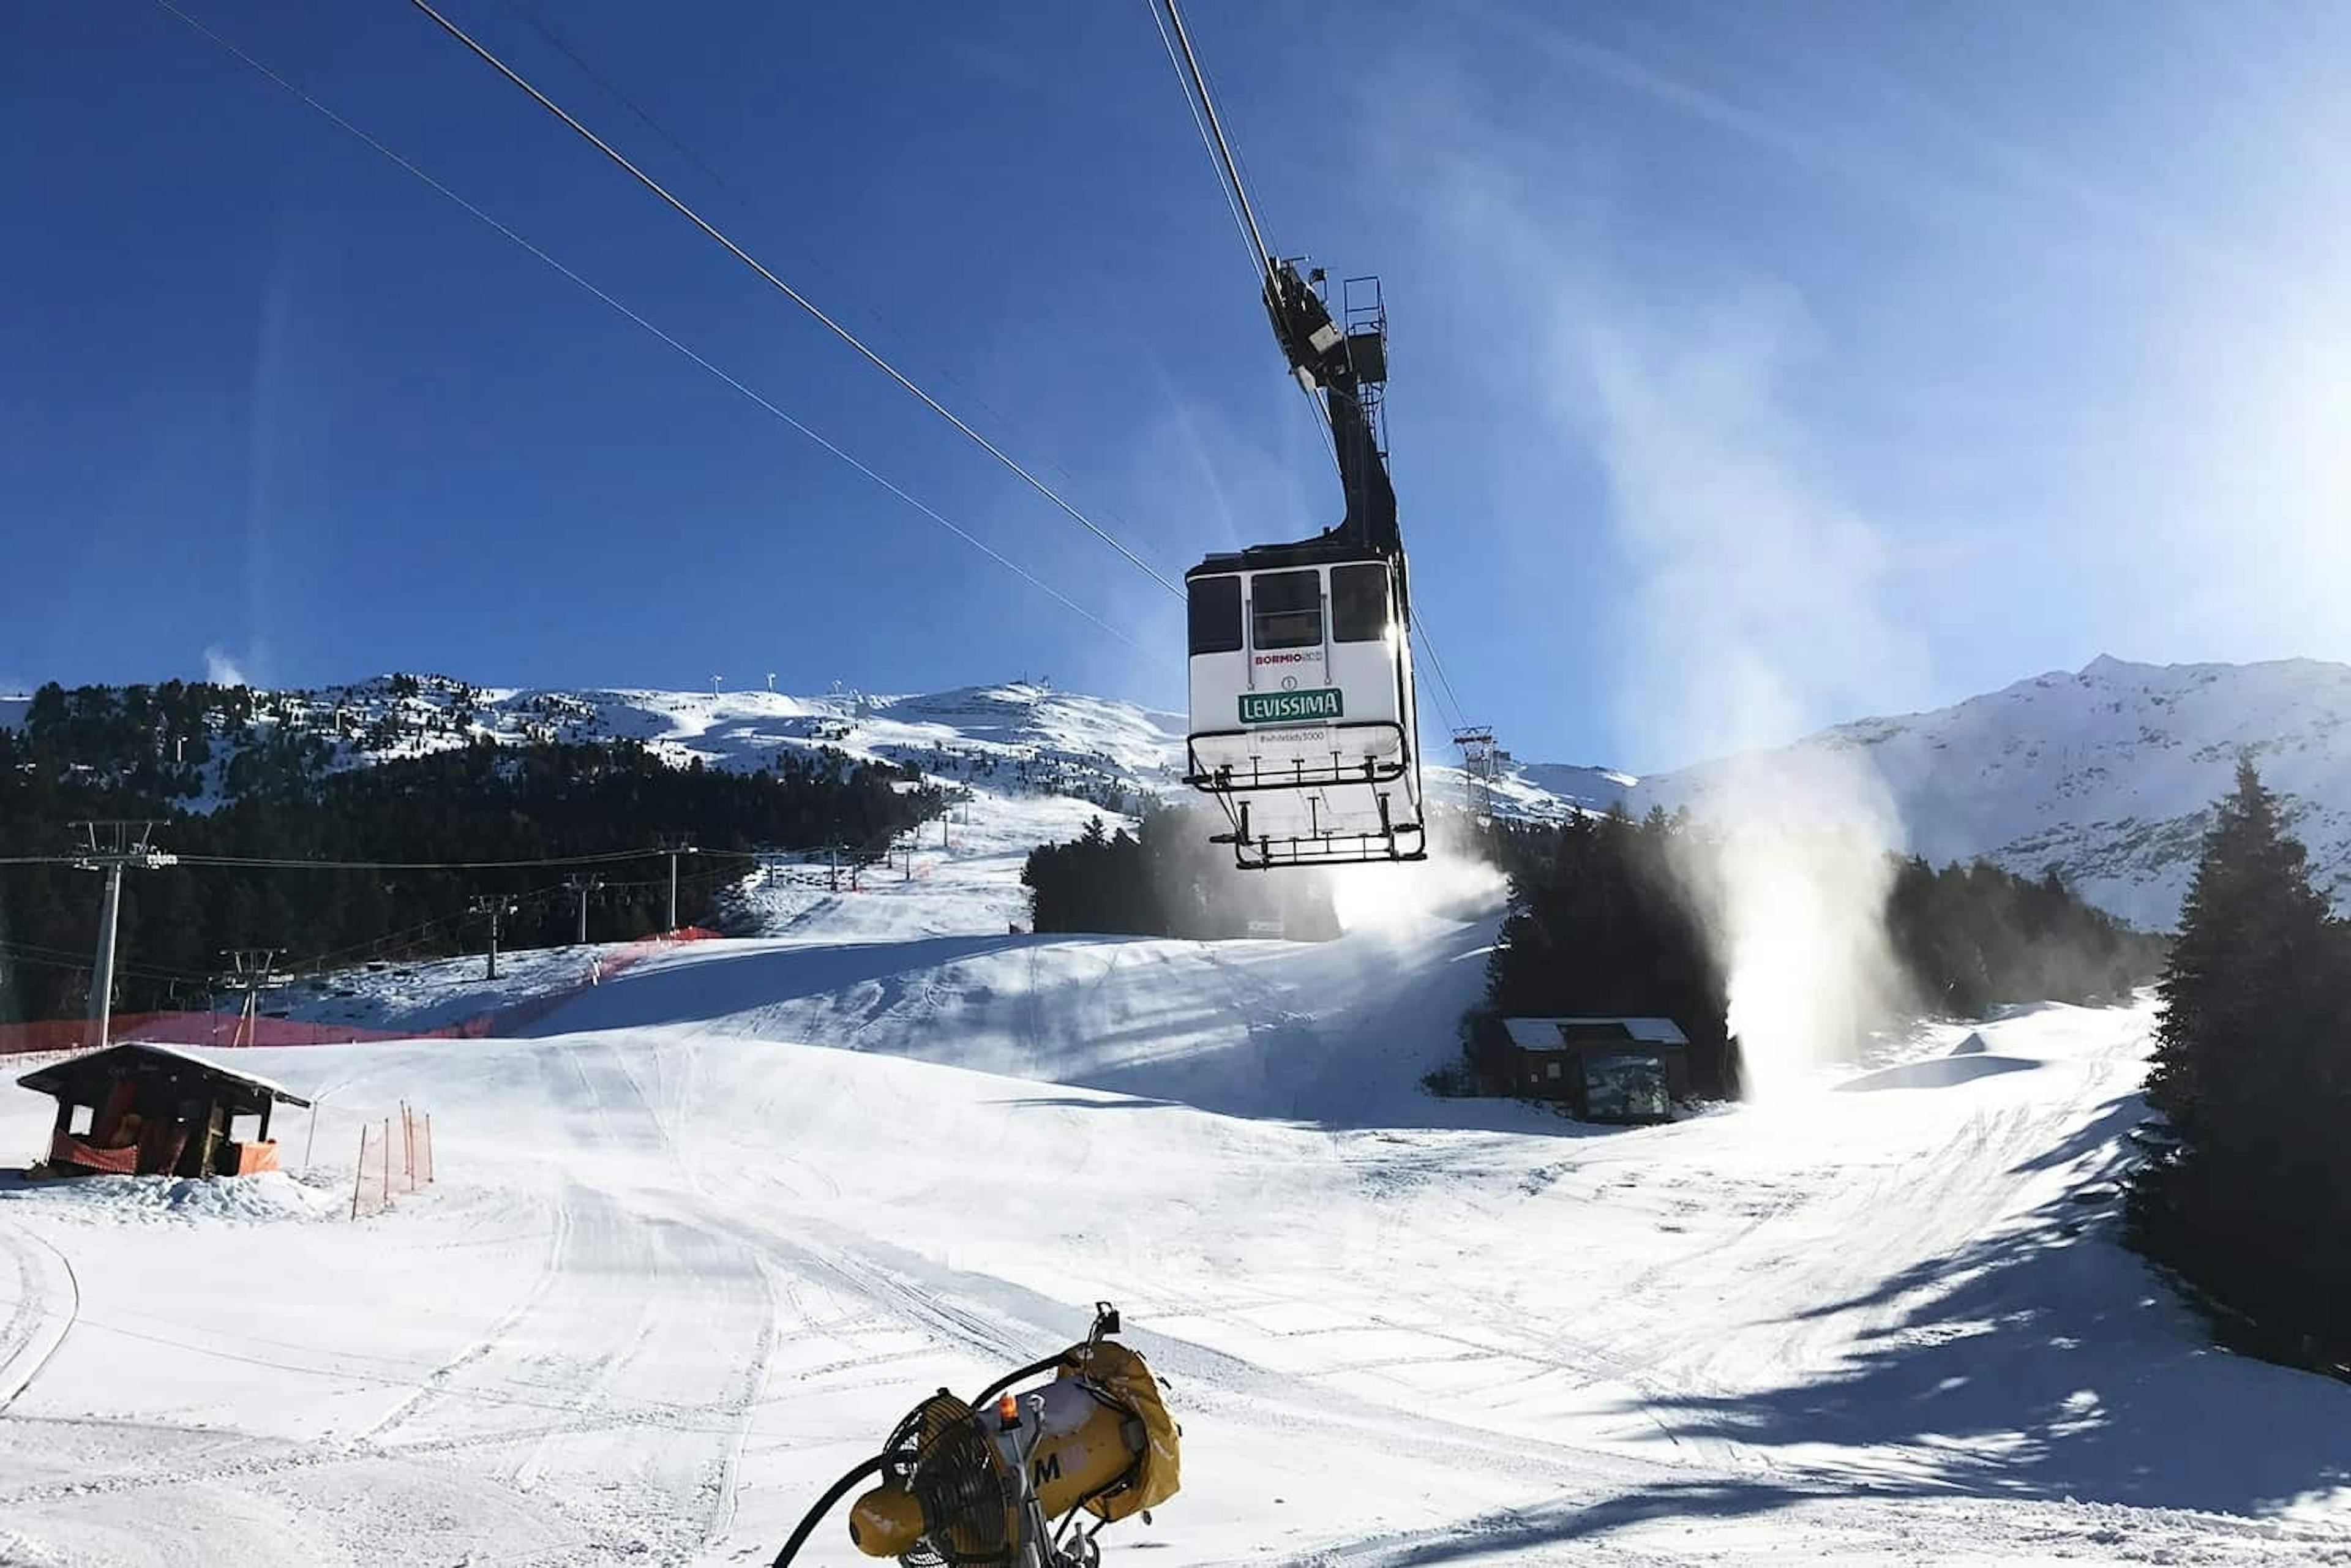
[1498,1017,1692,1123]
[17,1042,312,1179]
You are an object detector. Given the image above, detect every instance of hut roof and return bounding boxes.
[1501,1016,1690,1051]
[17,1042,312,1112]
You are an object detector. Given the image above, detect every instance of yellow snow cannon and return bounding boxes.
[771,1303,1180,1568]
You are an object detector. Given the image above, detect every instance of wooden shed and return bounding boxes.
[17,1043,312,1179]
[1500,1016,1691,1123]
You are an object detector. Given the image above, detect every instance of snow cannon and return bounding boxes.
[772,1304,1180,1568]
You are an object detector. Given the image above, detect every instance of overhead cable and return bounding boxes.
[405,0,1183,596]
[174,847,750,872]
[1147,0,1485,742]
[1152,0,1273,276]
[148,0,1143,650]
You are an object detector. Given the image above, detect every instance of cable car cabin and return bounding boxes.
[1185,539,1426,869]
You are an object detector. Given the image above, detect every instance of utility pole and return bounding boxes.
[656,834,697,933]
[470,895,517,980]
[219,948,281,1048]
[71,821,176,1050]
[827,841,839,894]
[566,874,605,945]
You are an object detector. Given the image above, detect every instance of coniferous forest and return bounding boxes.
[0,688,941,1022]
[1021,804,1341,941]
[2132,761,2350,1374]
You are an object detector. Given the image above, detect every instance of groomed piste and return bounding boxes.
[2,899,2347,1566]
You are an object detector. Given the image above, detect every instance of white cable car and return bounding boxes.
[1186,263,1426,869]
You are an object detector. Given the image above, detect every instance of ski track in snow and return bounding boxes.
[0,1223,78,1416]
[2,880,2349,1564]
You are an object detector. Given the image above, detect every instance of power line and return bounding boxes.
[148,0,1143,652]
[404,0,1183,596]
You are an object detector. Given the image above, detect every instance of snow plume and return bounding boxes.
[1576,295,1919,1096]
[204,645,250,688]
[1327,839,1506,939]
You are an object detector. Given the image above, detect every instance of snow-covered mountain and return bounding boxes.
[0,675,1185,817]
[12,653,2349,928]
[1611,656,2351,928]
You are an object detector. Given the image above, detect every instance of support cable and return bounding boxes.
[1413,623,1470,735]
[1152,0,1272,276]
[1148,0,1485,743]
[404,0,1182,596]
[149,0,1144,649]
[1145,0,1261,290]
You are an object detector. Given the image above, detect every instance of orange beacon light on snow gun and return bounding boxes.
[772,1304,1180,1568]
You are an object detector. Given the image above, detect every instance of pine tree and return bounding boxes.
[2137,757,2349,1367]
[2147,760,2334,1143]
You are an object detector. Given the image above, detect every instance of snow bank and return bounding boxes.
[0,1169,345,1226]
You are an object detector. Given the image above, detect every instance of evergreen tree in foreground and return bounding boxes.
[2135,759,2349,1369]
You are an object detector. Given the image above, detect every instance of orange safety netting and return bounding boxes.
[0,927,718,1057]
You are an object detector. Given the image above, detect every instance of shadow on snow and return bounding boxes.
[1632,1115,2351,1517]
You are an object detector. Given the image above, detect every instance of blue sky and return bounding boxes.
[6,1,2348,772]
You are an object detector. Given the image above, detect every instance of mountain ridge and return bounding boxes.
[12,653,2349,926]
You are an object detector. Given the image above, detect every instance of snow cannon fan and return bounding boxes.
[771,1304,1180,1568]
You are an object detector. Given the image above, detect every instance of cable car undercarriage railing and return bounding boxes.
[1187,722,1428,870]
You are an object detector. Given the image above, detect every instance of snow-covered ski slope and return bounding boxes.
[2,918,2346,1566]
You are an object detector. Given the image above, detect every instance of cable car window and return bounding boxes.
[1330,563,1389,643]
[1251,570,1323,650]
[1188,576,1243,655]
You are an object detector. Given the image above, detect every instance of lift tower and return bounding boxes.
[71,821,177,1049]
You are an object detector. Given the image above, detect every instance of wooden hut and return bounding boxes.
[1499,1016,1691,1123]
[17,1043,311,1178]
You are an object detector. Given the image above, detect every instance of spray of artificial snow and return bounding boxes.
[1575,296,1919,1097]
[1326,836,1506,939]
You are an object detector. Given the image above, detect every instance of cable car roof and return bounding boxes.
[1186,531,1401,579]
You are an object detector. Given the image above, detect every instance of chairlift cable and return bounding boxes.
[173,848,747,872]
[403,0,1183,598]
[147,0,1145,651]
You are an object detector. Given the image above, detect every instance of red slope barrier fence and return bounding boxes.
[0,928,718,1057]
